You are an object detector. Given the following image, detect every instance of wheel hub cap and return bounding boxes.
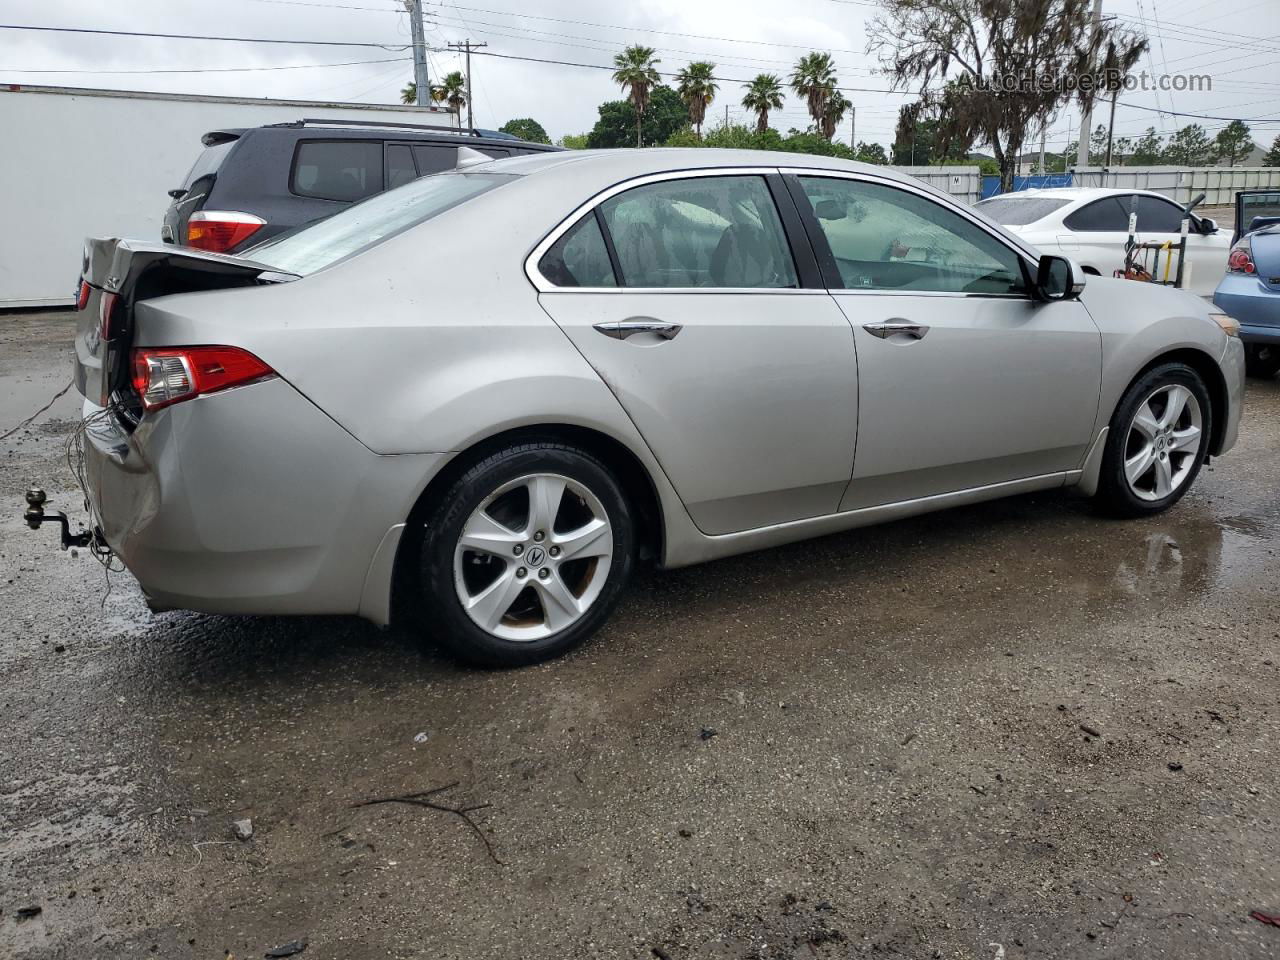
[453,473,613,642]
[1122,384,1202,502]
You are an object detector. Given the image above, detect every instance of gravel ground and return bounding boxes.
[2,309,1278,960]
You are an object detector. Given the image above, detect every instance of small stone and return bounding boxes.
[54,644,66,653]
[699,727,717,741]
[232,818,254,841]
[1167,762,1183,772]
[412,731,429,744]
[264,940,307,957]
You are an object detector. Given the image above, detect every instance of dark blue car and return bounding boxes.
[1213,189,1280,378]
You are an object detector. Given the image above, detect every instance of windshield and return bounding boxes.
[249,172,516,275]
[974,196,1071,226]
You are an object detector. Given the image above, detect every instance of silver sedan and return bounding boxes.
[68,149,1245,666]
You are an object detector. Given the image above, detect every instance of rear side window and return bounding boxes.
[387,144,418,190]
[1064,197,1129,232]
[413,144,457,175]
[538,214,616,287]
[292,140,383,202]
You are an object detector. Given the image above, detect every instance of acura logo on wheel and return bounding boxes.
[525,546,546,566]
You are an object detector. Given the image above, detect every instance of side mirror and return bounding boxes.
[1200,217,1218,235]
[814,199,847,221]
[1035,254,1085,301]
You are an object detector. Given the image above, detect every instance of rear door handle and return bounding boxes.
[593,318,683,341]
[863,319,930,340]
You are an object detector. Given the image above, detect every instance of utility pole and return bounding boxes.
[850,106,856,150]
[448,39,487,129]
[1104,87,1118,168]
[1038,121,1046,175]
[1076,0,1103,168]
[404,0,429,109]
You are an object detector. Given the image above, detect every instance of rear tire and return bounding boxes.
[415,441,635,667]
[1245,344,1280,379]
[1095,362,1212,518]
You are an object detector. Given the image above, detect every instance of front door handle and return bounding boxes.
[863,318,930,341]
[593,318,683,341]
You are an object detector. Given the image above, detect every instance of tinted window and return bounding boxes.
[1136,195,1187,233]
[1064,197,1130,232]
[598,176,797,288]
[291,140,383,202]
[413,144,457,175]
[387,144,418,189]
[538,214,616,287]
[798,176,1025,295]
[251,172,513,276]
[181,141,235,189]
[974,196,1071,226]
[477,147,512,159]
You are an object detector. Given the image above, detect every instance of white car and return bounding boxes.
[974,188,1231,297]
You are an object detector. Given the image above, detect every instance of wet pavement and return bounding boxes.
[2,309,1279,960]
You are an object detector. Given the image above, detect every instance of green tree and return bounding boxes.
[790,52,837,132]
[432,71,467,118]
[1089,123,1108,160]
[1163,124,1213,165]
[892,103,971,165]
[400,81,416,106]
[1111,136,1132,165]
[1264,134,1280,167]
[557,133,589,149]
[1214,120,1254,166]
[871,0,1146,191]
[1130,127,1164,165]
[587,85,688,148]
[854,141,888,164]
[612,45,662,148]
[664,126,703,147]
[674,61,718,137]
[741,73,785,134]
[498,118,551,144]
[820,90,851,141]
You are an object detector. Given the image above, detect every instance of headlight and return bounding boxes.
[1209,311,1240,338]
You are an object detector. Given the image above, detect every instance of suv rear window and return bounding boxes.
[181,140,236,189]
[292,140,383,202]
[250,171,515,276]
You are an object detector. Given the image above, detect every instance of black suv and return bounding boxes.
[162,119,558,254]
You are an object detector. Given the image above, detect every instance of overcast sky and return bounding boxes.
[3,0,1279,152]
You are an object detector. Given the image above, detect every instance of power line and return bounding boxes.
[0,56,409,75]
[0,22,412,48]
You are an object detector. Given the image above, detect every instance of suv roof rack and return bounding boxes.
[267,117,490,137]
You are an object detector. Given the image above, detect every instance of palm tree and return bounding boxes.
[401,81,417,106]
[436,70,467,117]
[612,45,661,147]
[820,91,851,141]
[790,52,837,131]
[675,61,718,137]
[741,74,784,134]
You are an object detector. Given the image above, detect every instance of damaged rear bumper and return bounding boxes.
[80,378,445,625]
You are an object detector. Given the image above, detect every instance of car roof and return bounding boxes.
[487,147,930,186]
[979,186,1174,203]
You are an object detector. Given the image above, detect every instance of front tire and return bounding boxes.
[416,441,635,667]
[1095,362,1212,517]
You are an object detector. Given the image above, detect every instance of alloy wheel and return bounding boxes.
[453,473,613,641]
[1122,383,1202,502]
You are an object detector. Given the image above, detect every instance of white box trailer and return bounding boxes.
[0,84,457,308]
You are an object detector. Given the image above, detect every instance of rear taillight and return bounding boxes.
[186,211,265,253]
[99,291,121,340]
[76,279,91,311]
[1227,237,1256,275]
[131,346,275,411]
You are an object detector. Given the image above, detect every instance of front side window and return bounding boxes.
[1064,196,1130,232]
[597,176,797,288]
[291,140,383,202]
[797,177,1026,294]
[1135,195,1187,233]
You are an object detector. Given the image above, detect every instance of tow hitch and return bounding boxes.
[23,487,96,550]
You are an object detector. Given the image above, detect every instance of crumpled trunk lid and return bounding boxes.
[74,238,292,407]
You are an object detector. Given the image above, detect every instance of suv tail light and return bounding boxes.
[186,211,265,253]
[1227,236,1256,274]
[131,346,275,411]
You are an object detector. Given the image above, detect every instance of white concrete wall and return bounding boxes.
[0,85,456,307]
[1072,166,1280,205]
